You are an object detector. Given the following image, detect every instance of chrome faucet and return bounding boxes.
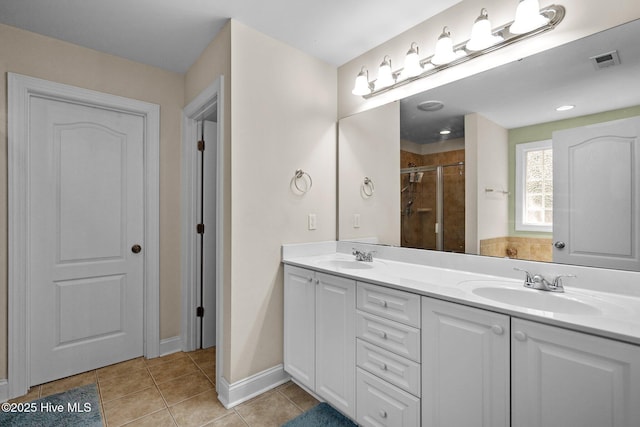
[352,248,375,262]
[513,268,575,293]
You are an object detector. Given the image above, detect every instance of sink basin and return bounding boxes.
[470,286,602,315]
[316,259,376,270]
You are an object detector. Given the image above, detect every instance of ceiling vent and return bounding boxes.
[589,50,621,69]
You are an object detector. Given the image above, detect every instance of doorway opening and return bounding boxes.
[181,78,225,388]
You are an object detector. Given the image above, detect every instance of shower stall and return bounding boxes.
[401,162,465,252]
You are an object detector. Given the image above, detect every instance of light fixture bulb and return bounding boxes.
[431,27,463,66]
[440,129,451,135]
[510,0,549,35]
[556,105,575,111]
[400,43,423,79]
[466,8,503,51]
[375,55,395,90]
[351,67,371,96]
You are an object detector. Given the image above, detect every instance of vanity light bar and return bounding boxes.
[354,4,565,99]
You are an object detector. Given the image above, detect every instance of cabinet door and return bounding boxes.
[512,318,640,427]
[283,265,316,390]
[422,297,510,427]
[316,272,356,418]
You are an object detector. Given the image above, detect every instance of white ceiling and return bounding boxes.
[0,0,461,73]
[400,19,640,144]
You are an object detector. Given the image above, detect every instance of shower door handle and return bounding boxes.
[554,241,566,249]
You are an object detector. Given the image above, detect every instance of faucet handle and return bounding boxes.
[513,267,533,283]
[551,274,576,290]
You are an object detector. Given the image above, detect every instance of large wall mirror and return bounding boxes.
[338,18,640,271]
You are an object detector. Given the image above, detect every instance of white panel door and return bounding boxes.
[200,120,217,349]
[29,96,144,385]
[283,265,316,390]
[512,318,640,427]
[316,272,356,419]
[553,116,640,270]
[422,297,510,427]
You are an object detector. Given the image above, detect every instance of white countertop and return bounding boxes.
[283,250,640,346]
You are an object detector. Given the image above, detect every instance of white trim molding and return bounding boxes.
[0,380,8,403]
[7,73,160,400]
[217,365,290,409]
[181,77,225,391]
[159,336,183,357]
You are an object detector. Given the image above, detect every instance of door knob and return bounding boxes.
[491,325,504,335]
[554,241,566,249]
[514,331,527,342]
[131,244,142,254]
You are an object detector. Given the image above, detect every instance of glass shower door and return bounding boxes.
[400,163,465,252]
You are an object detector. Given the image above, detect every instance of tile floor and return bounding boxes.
[8,348,319,426]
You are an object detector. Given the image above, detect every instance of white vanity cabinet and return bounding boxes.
[283,265,356,418]
[511,318,640,427]
[422,296,640,427]
[422,296,510,427]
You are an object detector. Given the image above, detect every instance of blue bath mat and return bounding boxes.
[0,383,103,427]
[283,402,357,427]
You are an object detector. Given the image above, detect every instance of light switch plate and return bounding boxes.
[353,213,361,228]
[308,214,317,230]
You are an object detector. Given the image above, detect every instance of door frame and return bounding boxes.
[181,78,225,386]
[7,73,160,399]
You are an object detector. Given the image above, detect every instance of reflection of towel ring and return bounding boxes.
[294,169,313,193]
[362,177,375,197]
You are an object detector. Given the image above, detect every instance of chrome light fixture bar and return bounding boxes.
[354,4,565,99]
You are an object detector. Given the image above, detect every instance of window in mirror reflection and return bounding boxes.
[515,139,553,232]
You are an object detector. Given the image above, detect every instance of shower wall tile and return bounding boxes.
[480,236,553,262]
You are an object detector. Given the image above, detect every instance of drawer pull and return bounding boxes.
[491,325,504,335]
[381,300,388,308]
[315,279,320,285]
[369,326,389,339]
[381,363,388,371]
[307,277,313,282]
[379,409,388,418]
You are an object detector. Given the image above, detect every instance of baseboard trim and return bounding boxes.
[0,380,8,403]
[217,364,290,409]
[159,336,182,357]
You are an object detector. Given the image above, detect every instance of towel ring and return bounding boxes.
[362,177,375,197]
[294,169,313,193]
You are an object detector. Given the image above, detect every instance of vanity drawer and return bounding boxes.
[357,282,420,327]
[357,311,421,362]
[356,338,421,397]
[357,368,420,427]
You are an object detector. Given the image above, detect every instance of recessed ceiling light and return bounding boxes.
[418,100,445,112]
[440,129,451,135]
[556,105,575,111]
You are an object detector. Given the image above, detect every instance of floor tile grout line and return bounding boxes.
[275,388,305,413]
[233,407,251,427]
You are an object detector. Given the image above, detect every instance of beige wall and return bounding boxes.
[338,0,640,119]
[223,21,337,382]
[466,114,509,250]
[0,23,184,380]
[338,102,400,245]
[228,21,337,382]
